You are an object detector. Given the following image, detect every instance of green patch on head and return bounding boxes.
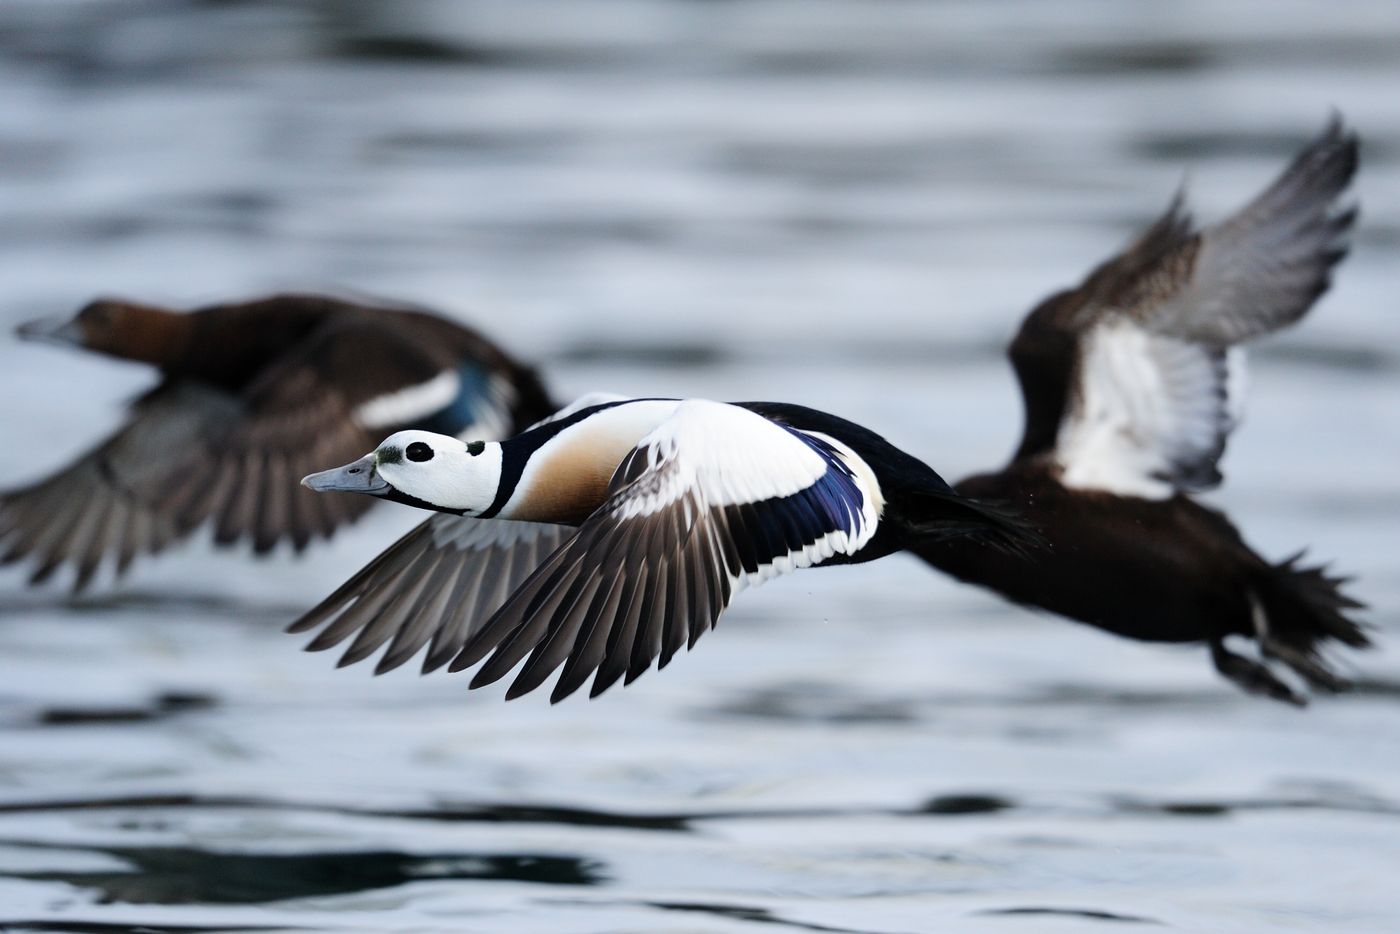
[466,440,486,456]
[377,446,403,466]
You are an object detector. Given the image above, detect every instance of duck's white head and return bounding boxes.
[302,429,504,515]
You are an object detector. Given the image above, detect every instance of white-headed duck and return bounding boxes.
[291,395,1039,702]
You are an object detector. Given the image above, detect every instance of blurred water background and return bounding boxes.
[0,1,1398,931]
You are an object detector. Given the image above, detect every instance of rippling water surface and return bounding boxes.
[1,2,1398,931]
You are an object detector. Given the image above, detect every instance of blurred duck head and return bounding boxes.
[16,298,184,364]
[302,430,504,516]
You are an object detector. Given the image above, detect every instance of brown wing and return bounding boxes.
[0,377,379,592]
[1,383,222,591]
[0,320,456,590]
[1008,117,1357,492]
[1106,116,1358,342]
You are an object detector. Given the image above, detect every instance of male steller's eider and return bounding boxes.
[2,293,555,591]
[919,117,1368,705]
[291,396,1040,702]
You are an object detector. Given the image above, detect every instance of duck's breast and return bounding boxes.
[504,399,683,524]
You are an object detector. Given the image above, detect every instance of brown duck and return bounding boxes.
[3,293,554,591]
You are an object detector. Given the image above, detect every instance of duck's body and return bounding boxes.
[293,396,1036,702]
[2,293,554,590]
[919,118,1368,704]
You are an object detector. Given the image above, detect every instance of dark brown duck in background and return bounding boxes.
[2,293,556,591]
[919,118,1369,705]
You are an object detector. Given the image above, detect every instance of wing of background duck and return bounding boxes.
[0,382,227,591]
[1052,118,1356,499]
[1053,320,1234,498]
[1006,190,1197,465]
[450,399,880,703]
[286,514,574,674]
[157,319,497,555]
[1141,117,1357,345]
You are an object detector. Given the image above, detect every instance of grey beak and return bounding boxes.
[16,314,83,346]
[301,454,390,495]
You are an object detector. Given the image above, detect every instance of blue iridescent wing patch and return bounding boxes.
[415,362,505,438]
[716,429,865,574]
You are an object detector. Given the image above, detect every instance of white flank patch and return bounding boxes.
[354,370,461,429]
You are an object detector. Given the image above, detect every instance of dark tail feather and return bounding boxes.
[903,490,1047,558]
[1253,551,1370,692]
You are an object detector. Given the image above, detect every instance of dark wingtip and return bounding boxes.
[285,608,326,634]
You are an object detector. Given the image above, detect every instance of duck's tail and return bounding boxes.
[900,488,1047,558]
[1248,551,1370,693]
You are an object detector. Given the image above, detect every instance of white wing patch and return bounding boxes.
[620,400,828,514]
[354,370,461,429]
[620,401,879,588]
[1056,319,1228,500]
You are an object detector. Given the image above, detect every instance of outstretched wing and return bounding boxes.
[0,383,218,590]
[0,317,495,590]
[286,515,575,674]
[1010,117,1357,499]
[0,374,390,591]
[152,318,462,554]
[448,399,881,703]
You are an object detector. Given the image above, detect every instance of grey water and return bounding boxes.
[1,1,1398,931]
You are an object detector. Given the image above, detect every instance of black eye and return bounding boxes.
[466,441,485,456]
[406,441,434,462]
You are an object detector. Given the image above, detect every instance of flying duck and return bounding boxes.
[2,293,555,591]
[919,117,1368,705]
[290,396,1039,702]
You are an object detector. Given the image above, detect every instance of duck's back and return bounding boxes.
[922,462,1258,644]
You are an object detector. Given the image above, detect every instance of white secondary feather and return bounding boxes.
[354,370,461,428]
[614,400,879,588]
[1056,319,1227,500]
[618,400,829,516]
